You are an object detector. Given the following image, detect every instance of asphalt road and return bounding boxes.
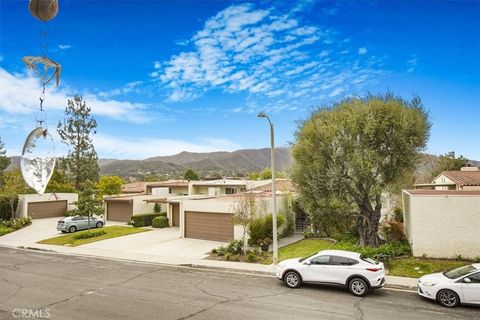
[0,247,478,320]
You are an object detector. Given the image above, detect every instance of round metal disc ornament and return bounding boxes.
[29,0,59,22]
[20,127,56,194]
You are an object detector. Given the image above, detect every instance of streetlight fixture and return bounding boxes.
[257,111,278,264]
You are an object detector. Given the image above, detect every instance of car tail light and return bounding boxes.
[366,268,382,272]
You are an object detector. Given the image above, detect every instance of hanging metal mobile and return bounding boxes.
[20,0,61,194]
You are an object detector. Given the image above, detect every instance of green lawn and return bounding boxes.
[38,226,150,247]
[279,239,333,261]
[386,258,470,278]
[277,239,472,278]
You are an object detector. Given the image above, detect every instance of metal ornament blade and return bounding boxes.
[20,127,56,194]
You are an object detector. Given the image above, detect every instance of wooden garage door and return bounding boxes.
[28,200,67,219]
[107,201,133,222]
[171,203,180,227]
[185,211,233,242]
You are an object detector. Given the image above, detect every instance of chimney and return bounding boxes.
[461,166,479,172]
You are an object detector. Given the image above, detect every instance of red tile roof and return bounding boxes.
[121,182,147,194]
[438,171,480,186]
[405,190,480,196]
[147,180,189,187]
[247,179,296,193]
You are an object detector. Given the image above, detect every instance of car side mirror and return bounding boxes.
[464,277,471,283]
[304,260,311,266]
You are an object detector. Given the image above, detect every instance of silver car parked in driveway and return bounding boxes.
[57,216,104,233]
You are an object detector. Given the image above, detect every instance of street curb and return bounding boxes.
[1,245,417,291]
[184,263,275,276]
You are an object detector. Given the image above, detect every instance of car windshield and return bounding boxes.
[443,265,476,279]
[299,252,318,262]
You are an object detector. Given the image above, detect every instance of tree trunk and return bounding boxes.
[10,201,15,220]
[356,194,382,247]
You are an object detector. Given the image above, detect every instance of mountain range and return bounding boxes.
[6,148,479,182]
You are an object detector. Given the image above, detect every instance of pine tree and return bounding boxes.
[57,95,100,190]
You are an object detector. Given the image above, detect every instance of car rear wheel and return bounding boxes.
[68,226,76,233]
[284,271,301,288]
[437,289,460,308]
[96,221,103,228]
[349,278,369,297]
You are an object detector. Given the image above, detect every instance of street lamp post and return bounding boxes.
[257,111,278,264]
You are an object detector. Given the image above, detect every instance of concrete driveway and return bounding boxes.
[0,217,223,265]
[0,217,62,247]
[0,217,126,247]
[80,227,224,262]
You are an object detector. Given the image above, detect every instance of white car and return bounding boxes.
[417,263,480,308]
[276,250,385,296]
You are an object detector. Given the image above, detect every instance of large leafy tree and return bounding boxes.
[291,94,430,246]
[57,95,99,190]
[184,168,199,180]
[429,151,469,180]
[0,170,31,219]
[96,175,123,197]
[0,137,10,186]
[45,168,77,193]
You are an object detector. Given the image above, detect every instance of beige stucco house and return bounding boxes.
[402,189,480,259]
[431,167,480,191]
[16,193,78,219]
[105,178,294,242]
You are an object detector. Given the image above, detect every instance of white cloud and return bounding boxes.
[57,44,72,50]
[157,3,328,101]
[93,134,241,159]
[358,47,367,55]
[98,80,144,98]
[153,61,161,69]
[406,56,418,73]
[150,3,385,112]
[329,87,344,97]
[0,67,151,123]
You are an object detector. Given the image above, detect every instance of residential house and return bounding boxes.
[105,178,295,242]
[402,189,480,259]
[432,167,480,191]
[16,193,78,219]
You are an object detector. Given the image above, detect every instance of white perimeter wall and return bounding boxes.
[402,191,480,259]
[16,193,78,218]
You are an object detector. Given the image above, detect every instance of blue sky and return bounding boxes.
[0,0,479,160]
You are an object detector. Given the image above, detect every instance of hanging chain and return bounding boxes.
[37,22,49,125]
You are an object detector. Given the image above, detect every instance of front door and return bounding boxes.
[302,255,331,282]
[461,272,480,304]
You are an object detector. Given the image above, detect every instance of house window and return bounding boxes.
[225,187,236,195]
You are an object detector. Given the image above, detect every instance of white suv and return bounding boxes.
[276,250,385,296]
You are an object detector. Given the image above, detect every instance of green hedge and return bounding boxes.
[152,216,169,228]
[73,229,107,239]
[130,213,162,227]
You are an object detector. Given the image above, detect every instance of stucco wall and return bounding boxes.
[402,191,480,259]
[132,195,166,215]
[16,193,78,218]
